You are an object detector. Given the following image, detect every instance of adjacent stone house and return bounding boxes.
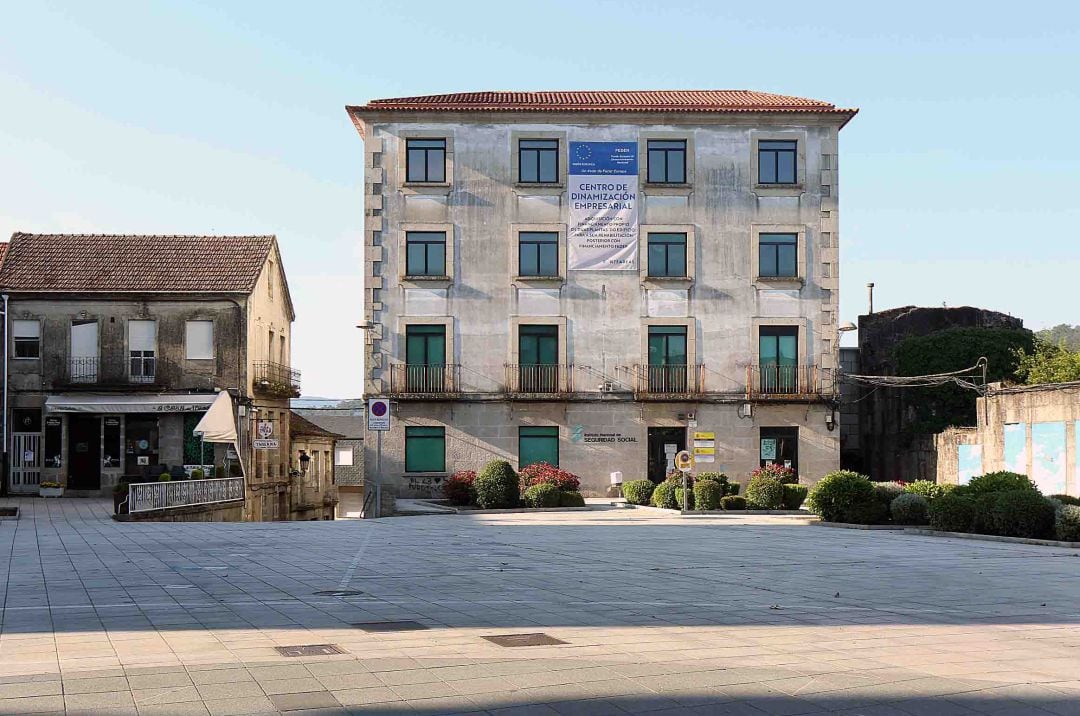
[293,407,365,518]
[0,233,301,520]
[288,411,341,520]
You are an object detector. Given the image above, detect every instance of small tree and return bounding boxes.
[1014,338,1080,385]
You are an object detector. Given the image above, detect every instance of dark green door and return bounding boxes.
[406,325,445,392]
[519,325,558,392]
[647,326,687,392]
[759,327,798,393]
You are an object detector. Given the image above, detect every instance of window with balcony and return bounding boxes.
[405,231,447,277]
[759,326,799,393]
[518,139,559,183]
[405,325,446,392]
[647,139,687,184]
[647,326,688,392]
[70,319,99,383]
[518,325,558,393]
[405,426,445,472]
[758,140,797,184]
[758,233,798,278]
[185,320,214,360]
[518,231,559,277]
[647,232,688,277]
[406,138,446,183]
[129,320,157,384]
[12,320,40,359]
[519,426,559,468]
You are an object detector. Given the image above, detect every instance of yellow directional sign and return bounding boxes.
[694,447,715,455]
[693,432,715,441]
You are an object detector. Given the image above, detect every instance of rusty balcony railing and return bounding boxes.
[389,364,460,395]
[746,364,820,398]
[504,364,573,395]
[69,357,99,384]
[253,360,302,398]
[632,364,705,397]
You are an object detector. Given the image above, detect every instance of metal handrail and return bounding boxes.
[253,360,302,395]
[128,477,246,513]
[746,364,820,397]
[504,364,573,394]
[632,364,704,396]
[389,364,459,394]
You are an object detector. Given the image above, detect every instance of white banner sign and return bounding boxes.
[568,141,638,270]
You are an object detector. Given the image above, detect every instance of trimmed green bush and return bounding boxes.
[903,480,947,502]
[929,492,976,532]
[1050,494,1080,506]
[622,479,655,506]
[158,472,172,482]
[674,487,694,510]
[558,490,586,507]
[967,471,1039,496]
[190,468,205,480]
[873,482,905,511]
[890,493,929,525]
[1055,504,1080,541]
[720,495,747,510]
[650,481,678,509]
[973,490,1055,538]
[745,475,784,510]
[725,481,741,496]
[693,480,723,511]
[846,497,888,525]
[474,460,519,509]
[807,470,875,522]
[522,483,560,508]
[782,484,809,510]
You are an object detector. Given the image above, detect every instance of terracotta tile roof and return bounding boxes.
[350,90,857,122]
[0,233,276,293]
[0,242,8,268]
[290,411,344,439]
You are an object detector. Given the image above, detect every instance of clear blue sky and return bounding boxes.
[2,1,1077,397]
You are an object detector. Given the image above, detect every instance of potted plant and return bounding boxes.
[39,481,64,498]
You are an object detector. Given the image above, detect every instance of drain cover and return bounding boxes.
[482,633,567,647]
[352,621,429,632]
[313,590,364,597]
[476,566,526,573]
[275,644,346,657]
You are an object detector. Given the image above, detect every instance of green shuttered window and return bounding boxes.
[405,426,445,473]
[519,426,559,468]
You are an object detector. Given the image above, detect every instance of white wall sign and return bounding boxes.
[367,398,391,432]
[253,439,279,450]
[257,420,274,439]
[568,142,638,270]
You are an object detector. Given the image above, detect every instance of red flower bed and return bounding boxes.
[518,462,581,492]
[443,470,476,506]
[750,464,797,484]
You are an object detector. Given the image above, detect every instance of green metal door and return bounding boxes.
[519,325,558,392]
[405,325,445,391]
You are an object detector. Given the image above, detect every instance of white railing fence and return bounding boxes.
[128,477,245,513]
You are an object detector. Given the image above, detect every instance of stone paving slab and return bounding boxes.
[2,496,1080,714]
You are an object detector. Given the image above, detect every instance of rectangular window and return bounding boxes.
[405,426,445,472]
[267,259,275,299]
[758,140,797,184]
[70,319,99,383]
[185,320,214,360]
[406,138,446,183]
[759,326,799,393]
[129,320,157,383]
[760,426,798,475]
[405,231,447,276]
[518,231,559,277]
[518,324,558,392]
[647,232,688,277]
[758,233,798,278]
[335,446,353,466]
[519,426,559,468]
[647,325,688,392]
[518,139,559,183]
[406,325,446,392]
[12,320,40,359]
[647,140,687,184]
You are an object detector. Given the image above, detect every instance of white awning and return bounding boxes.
[193,391,238,444]
[45,393,216,414]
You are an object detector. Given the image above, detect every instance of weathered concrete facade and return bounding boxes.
[937,383,1080,496]
[349,93,854,496]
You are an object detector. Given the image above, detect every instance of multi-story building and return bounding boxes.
[347,91,857,496]
[0,233,300,520]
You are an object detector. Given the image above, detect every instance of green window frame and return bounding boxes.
[758,233,797,278]
[518,232,559,277]
[647,140,687,183]
[405,231,447,276]
[406,138,446,183]
[518,139,559,183]
[759,326,799,393]
[648,326,687,367]
[519,426,559,468]
[405,325,446,366]
[758,140,797,184]
[405,426,445,473]
[647,233,687,277]
[518,325,558,367]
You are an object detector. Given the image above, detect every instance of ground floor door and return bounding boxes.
[68,415,101,490]
[647,427,685,483]
[11,433,42,492]
[125,415,160,476]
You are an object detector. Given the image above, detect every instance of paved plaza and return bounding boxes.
[1,499,1079,715]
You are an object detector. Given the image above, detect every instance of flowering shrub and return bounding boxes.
[749,464,797,485]
[518,462,581,492]
[442,470,476,506]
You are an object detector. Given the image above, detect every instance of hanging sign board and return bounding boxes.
[253,439,279,450]
[568,142,638,270]
[761,438,778,461]
[367,398,391,432]
[257,420,274,439]
[695,454,715,463]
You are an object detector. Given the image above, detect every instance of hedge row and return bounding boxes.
[443,461,585,509]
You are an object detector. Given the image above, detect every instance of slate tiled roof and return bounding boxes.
[350,90,857,122]
[0,233,276,293]
[290,411,345,439]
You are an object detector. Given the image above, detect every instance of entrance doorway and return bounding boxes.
[647,427,685,483]
[68,415,101,490]
[125,415,160,476]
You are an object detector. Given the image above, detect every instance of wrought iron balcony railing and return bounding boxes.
[389,364,460,395]
[253,360,302,398]
[504,364,573,395]
[70,357,99,384]
[632,364,705,397]
[746,364,820,398]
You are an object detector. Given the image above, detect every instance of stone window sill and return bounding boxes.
[755,277,805,289]
[643,183,693,197]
